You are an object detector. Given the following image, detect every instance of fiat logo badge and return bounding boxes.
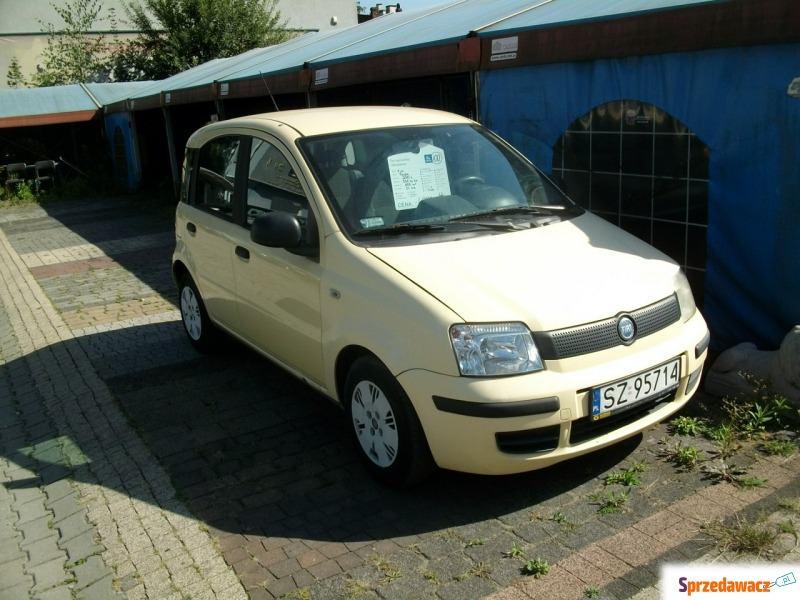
[617,315,636,343]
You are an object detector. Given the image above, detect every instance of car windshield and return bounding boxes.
[298,123,581,239]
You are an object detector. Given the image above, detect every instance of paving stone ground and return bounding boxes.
[1,197,798,600]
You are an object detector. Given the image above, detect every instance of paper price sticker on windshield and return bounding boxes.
[387,144,451,210]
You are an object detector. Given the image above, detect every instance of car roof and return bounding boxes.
[193,106,474,141]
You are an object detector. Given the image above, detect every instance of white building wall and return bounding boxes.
[278,0,358,32]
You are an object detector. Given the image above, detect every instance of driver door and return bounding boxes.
[230,135,325,385]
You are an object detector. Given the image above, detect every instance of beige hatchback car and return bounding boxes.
[173,106,710,487]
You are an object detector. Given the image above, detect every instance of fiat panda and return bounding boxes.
[172,106,709,487]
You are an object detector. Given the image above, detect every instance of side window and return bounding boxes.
[194,136,240,220]
[247,138,318,250]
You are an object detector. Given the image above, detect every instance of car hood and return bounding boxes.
[366,212,680,331]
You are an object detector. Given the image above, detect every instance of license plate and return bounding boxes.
[591,358,680,420]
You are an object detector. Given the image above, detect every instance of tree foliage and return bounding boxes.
[6,0,291,86]
[31,0,114,86]
[112,0,290,81]
[6,57,26,88]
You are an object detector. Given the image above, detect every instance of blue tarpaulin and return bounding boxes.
[480,43,800,350]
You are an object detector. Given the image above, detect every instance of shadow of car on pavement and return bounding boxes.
[1,319,644,545]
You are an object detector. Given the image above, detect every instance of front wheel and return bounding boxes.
[178,274,219,352]
[344,356,435,488]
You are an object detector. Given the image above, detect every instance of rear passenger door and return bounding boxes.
[231,135,325,385]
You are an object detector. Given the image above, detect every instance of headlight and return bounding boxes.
[450,323,544,377]
[673,270,697,322]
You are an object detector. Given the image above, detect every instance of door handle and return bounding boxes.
[186,222,196,233]
[235,246,250,260]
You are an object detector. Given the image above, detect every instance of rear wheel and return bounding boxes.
[345,356,435,487]
[178,274,218,352]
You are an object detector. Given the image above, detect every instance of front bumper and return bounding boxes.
[398,311,709,475]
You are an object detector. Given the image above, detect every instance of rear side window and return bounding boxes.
[194,136,240,220]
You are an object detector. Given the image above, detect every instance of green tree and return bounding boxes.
[32,0,114,86]
[112,0,290,81]
[6,57,26,88]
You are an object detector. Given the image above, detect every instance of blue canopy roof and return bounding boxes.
[123,0,731,104]
[0,0,768,116]
[0,82,153,128]
[473,0,718,35]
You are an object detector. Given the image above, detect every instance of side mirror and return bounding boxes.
[251,212,302,248]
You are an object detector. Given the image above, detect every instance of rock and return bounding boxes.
[704,325,800,405]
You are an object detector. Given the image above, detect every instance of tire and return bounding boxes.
[178,274,219,352]
[344,355,435,488]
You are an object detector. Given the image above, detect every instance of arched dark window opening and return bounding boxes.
[552,100,709,307]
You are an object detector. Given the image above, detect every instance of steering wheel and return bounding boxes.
[453,175,485,189]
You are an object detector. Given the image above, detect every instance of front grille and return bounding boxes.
[534,294,681,360]
[569,390,676,445]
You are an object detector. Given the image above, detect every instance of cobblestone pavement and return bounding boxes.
[1,197,798,600]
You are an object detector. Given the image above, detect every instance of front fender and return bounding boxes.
[320,236,460,400]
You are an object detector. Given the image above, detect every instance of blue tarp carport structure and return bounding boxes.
[471,0,800,351]
[0,81,153,129]
[0,82,154,185]
[0,84,103,128]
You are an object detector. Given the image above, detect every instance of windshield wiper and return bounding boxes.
[457,220,528,231]
[450,205,567,222]
[352,223,448,237]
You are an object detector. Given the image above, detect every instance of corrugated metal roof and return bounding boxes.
[125,56,239,105]
[84,81,156,105]
[215,30,354,85]
[184,0,730,86]
[297,3,471,68]
[144,30,354,102]
[131,1,556,96]
[128,3,471,99]
[118,0,745,104]
[0,85,99,119]
[473,0,720,35]
[472,0,797,71]
[274,0,721,68]
[2,0,792,120]
[0,82,153,128]
[300,0,560,68]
